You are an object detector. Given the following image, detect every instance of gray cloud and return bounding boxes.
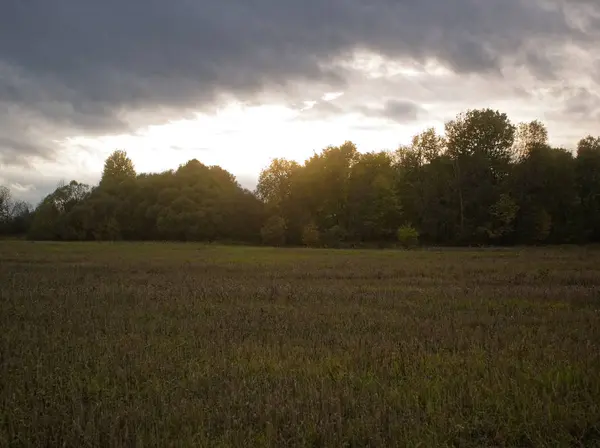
[0,0,597,165]
[548,86,600,119]
[382,100,422,122]
[355,100,423,123]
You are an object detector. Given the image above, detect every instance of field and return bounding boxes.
[1,242,600,447]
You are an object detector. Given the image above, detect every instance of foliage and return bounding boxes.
[485,194,520,241]
[256,158,300,209]
[514,120,549,160]
[322,224,346,248]
[301,222,320,247]
[100,150,136,187]
[2,108,600,247]
[397,224,419,249]
[261,215,287,246]
[27,181,92,240]
[576,136,600,242]
[0,186,11,223]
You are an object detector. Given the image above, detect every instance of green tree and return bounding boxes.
[397,225,419,249]
[347,151,402,242]
[576,136,600,241]
[297,141,360,233]
[261,216,287,246]
[256,158,300,209]
[512,145,579,243]
[0,186,13,231]
[301,222,321,247]
[514,120,548,161]
[322,225,345,248]
[28,181,92,240]
[5,200,34,235]
[100,150,136,187]
[408,127,446,164]
[445,109,516,241]
[483,194,520,242]
[393,129,445,241]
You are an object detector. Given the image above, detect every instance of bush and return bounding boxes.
[322,225,346,248]
[301,223,320,247]
[397,225,419,249]
[261,216,287,246]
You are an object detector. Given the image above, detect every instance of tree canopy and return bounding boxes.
[1,108,599,246]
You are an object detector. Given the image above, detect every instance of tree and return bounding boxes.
[0,186,13,224]
[301,222,321,247]
[8,201,33,235]
[445,109,516,241]
[322,225,346,249]
[28,181,92,240]
[397,225,419,249]
[261,216,287,246]
[514,120,549,160]
[483,194,520,242]
[392,130,445,242]
[297,141,360,233]
[411,154,460,244]
[347,151,402,242]
[256,158,300,209]
[576,136,600,241]
[511,145,579,243]
[408,127,446,165]
[100,150,136,187]
[14,108,600,247]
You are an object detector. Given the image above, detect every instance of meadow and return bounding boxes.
[1,241,600,447]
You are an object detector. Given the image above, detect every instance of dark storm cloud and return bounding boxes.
[0,0,594,163]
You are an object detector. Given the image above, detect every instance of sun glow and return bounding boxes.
[60,99,417,189]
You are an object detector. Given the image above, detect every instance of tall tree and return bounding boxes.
[0,186,13,225]
[512,145,579,243]
[28,181,92,240]
[576,136,600,241]
[514,120,549,160]
[347,151,402,242]
[256,158,300,210]
[445,109,516,241]
[298,141,359,234]
[18,109,600,247]
[409,127,446,165]
[393,128,446,237]
[100,150,136,187]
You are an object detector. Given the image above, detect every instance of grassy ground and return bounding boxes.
[1,241,600,447]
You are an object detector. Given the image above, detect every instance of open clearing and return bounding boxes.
[1,242,600,447]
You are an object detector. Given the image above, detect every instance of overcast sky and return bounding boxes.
[1,0,599,204]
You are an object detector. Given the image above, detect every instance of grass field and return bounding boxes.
[1,241,600,447]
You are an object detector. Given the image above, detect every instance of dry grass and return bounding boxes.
[1,241,600,447]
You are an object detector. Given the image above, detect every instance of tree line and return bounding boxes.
[1,108,599,247]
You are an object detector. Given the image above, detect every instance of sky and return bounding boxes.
[1,0,599,204]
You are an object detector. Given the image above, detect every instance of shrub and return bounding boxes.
[397,225,419,249]
[322,225,346,248]
[261,215,287,246]
[301,223,321,247]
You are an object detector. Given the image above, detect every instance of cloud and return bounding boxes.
[355,100,423,123]
[322,92,345,101]
[1,0,596,166]
[545,86,600,122]
[383,100,423,122]
[298,100,344,121]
